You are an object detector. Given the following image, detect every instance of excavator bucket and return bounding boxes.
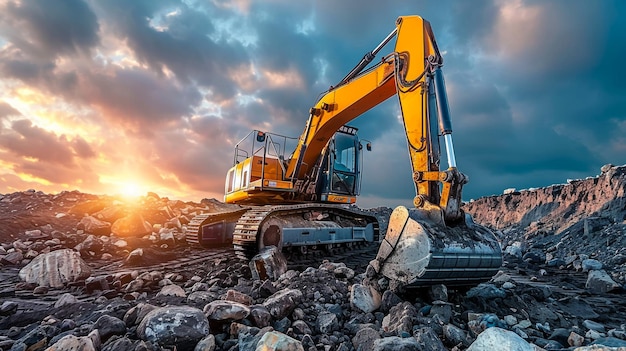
[369,204,502,288]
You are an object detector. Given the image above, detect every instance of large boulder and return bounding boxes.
[137,306,209,351]
[350,283,381,313]
[112,212,153,237]
[586,270,621,293]
[45,334,97,351]
[19,249,92,288]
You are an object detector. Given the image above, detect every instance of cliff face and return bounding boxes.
[463,164,626,270]
[465,164,626,233]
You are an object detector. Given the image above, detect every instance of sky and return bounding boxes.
[0,0,625,208]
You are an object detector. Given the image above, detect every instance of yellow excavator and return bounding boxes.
[186,15,502,288]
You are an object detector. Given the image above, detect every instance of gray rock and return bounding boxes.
[380,290,403,314]
[467,327,533,351]
[591,337,626,347]
[586,269,621,293]
[137,305,209,351]
[350,283,382,313]
[249,305,272,328]
[382,301,417,336]
[124,302,158,327]
[54,293,78,308]
[101,337,135,351]
[372,336,420,351]
[1,251,24,265]
[262,288,302,319]
[255,331,304,351]
[79,216,111,236]
[250,246,287,281]
[582,259,603,272]
[292,320,312,335]
[583,320,606,333]
[157,284,187,298]
[194,334,216,351]
[19,249,92,288]
[203,300,250,321]
[188,291,217,306]
[442,324,471,348]
[316,311,339,334]
[352,327,381,351]
[94,315,126,341]
[45,334,96,351]
[0,301,18,315]
[466,283,506,299]
[414,326,446,350]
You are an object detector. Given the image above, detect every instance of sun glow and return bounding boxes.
[119,182,146,198]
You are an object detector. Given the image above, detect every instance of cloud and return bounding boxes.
[0,0,99,58]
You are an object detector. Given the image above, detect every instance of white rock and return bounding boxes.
[19,249,92,288]
[467,327,533,351]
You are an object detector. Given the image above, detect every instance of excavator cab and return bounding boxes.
[316,126,364,203]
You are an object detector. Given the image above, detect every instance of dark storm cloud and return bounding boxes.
[92,0,247,95]
[0,0,99,58]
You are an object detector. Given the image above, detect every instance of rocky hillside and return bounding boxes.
[464,163,626,276]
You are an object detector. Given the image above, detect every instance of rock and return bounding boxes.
[353,327,381,351]
[94,315,126,341]
[123,303,158,326]
[125,248,144,265]
[249,305,272,328]
[316,311,339,334]
[442,324,471,348]
[262,288,303,319]
[204,300,250,321]
[467,327,533,351]
[19,249,92,288]
[582,259,603,272]
[372,336,420,351]
[466,283,506,299]
[380,290,403,313]
[112,213,153,237]
[54,293,78,308]
[382,301,417,336]
[224,289,253,305]
[1,251,24,265]
[101,337,135,351]
[0,301,18,315]
[76,234,105,255]
[568,332,585,347]
[584,320,607,333]
[79,216,111,236]
[137,306,209,351]
[194,334,216,351]
[255,331,304,351]
[591,337,626,347]
[351,283,382,313]
[250,246,288,281]
[188,291,217,306]
[586,269,621,293]
[45,334,96,351]
[157,284,187,298]
[430,284,448,302]
[292,320,312,335]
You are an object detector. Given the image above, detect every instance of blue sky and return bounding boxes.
[0,0,624,208]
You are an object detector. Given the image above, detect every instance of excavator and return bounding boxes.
[186,15,502,288]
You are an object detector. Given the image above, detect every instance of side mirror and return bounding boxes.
[256,131,266,143]
[366,142,372,151]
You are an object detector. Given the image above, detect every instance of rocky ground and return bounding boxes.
[0,165,626,351]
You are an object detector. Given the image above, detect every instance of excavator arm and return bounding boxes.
[285,16,465,223]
